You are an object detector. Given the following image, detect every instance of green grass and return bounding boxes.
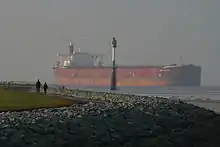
[0,88,76,111]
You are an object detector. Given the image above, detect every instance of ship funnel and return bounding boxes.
[68,40,74,55]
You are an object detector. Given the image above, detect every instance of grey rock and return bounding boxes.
[0,90,220,147]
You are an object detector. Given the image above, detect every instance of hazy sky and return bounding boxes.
[0,0,219,85]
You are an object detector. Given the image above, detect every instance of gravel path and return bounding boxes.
[0,92,220,147]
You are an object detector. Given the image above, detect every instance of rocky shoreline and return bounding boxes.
[1,89,220,146]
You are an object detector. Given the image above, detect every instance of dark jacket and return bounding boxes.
[36,80,41,89]
[43,83,48,89]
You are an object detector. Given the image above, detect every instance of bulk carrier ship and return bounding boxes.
[53,41,202,87]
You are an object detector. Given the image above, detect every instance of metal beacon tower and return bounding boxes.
[110,37,117,90]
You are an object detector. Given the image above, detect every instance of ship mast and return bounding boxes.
[68,40,75,55]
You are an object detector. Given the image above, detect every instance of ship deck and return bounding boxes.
[54,66,173,69]
[53,64,200,69]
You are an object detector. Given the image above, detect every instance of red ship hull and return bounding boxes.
[53,65,201,87]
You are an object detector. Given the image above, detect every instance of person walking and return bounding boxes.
[43,82,48,94]
[36,79,41,93]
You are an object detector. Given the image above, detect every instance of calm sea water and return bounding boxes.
[50,85,220,100]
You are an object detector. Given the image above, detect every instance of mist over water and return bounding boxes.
[0,0,219,86]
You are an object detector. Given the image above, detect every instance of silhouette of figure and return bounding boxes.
[43,82,48,94]
[7,81,10,89]
[62,86,65,92]
[36,80,41,93]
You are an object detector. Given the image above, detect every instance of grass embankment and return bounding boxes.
[0,88,77,111]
